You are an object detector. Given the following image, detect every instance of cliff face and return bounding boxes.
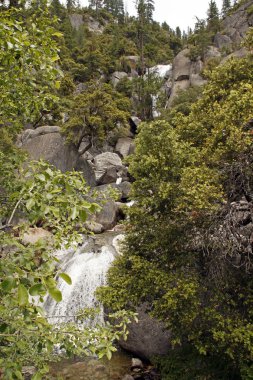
[215,0,253,49]
[166,0,253,105]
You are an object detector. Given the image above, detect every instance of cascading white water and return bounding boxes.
[146,64,172,118]
[44,237,118,326]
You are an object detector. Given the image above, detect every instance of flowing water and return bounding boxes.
[44,232,123,325]
[43,232,135,379]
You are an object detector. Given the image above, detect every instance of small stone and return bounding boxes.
[22,366,36,379]
[85,221,104,234]
[122,375,134,380]
[131,358,144,369]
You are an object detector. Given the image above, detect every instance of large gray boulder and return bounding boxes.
[111,71,128,87]
[172,48,191,82]
[214,33,233,50]
[94,152,123,183]
[18,126,96,186]
[96,181,131,201]
[204,46,222,60]
[119,304,171,360]
[189,59,206,87]
[75,156,96,187]
[168,49,206,105]
[168,80,190,106]
[95,201,120,230]
[87,16,104,34]
[20,128,77,173]
[115,137,134,158]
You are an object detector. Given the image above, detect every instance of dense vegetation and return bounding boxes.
[1,0,253,378]
[99,29,253,380]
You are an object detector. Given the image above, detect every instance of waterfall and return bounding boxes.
[44,233,121,326]
[146,64,172,118]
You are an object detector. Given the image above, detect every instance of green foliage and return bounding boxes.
[99,51,253,378]
[168,86,203,116]
[0,159,138,378]
[59,74,75,96]
[207,0,220,33]
[188,18,212,60]
[13,161,100,243]
[0,4,137,378]
[154,346,239,380]
[62,81,130,148]
[0,6,61,134]
[222,0,232,17]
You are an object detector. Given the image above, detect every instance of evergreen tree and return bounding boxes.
[207,0,220,33]
[136,0,154,22]
[222,0,231,17]
[89,0,103,12]
[175,26,182,39]
[50,0,64,17]
[66,0,76,10]
[103,0,125,21]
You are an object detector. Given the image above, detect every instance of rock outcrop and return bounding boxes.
[167,49,206,104]
[166,2,252,107]
[18,126,77,173]
[69,13,105,34]
[220,1,253,48]
[111,71,128,87]
[17,126,96,186]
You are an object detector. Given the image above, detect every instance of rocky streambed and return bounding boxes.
[49,353,160,380]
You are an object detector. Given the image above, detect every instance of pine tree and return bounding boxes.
[207,0,220,33]
[103,0,125,20]
[222,0,231,17]
[89,0,103,12]
[66,0,76,10]
[175,26,182,39]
